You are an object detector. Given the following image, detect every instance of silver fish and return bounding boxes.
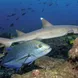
[1,40,51,70]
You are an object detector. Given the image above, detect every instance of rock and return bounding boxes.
[35,56,65,69]
[11,56,78,78]
[11,60,78,78]
[69,38,78,59]
[11,74,22,78]
[32,69,40,77]
[73,38,78,47]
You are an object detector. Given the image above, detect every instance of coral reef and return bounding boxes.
[69,38,78,59]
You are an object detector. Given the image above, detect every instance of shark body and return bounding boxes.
[0,17,78,47]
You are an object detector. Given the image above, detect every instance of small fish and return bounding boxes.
[42,8,44,12]
[7,13,16,17]
[1,40,51,70]
[21,9,25,11]
[16,17,19,20]
[43,2,46,4]
[10,23,14,27]
[11,13,16,16]
[22,13,26,16]
[66,3,70,7]
[49,3,52,6]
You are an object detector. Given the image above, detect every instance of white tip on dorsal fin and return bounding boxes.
[16,30,26,36]
[40,17,53,28]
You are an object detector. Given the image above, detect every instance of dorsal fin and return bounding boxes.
[40,17,53,28]
[16,30,26,36]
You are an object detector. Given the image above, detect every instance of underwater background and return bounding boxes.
[0,0,78,34]
[1,0,78,78]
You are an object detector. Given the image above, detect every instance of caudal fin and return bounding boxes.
[0,38,13,47]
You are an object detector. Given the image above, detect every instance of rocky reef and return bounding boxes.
[11,56,78,78]
[69,38,78,59]
[0,33,78,78]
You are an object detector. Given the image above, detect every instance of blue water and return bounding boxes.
[0,0,78,34]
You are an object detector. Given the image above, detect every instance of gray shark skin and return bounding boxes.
[0,17,78,47]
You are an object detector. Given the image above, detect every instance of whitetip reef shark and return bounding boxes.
[0,17,78,47]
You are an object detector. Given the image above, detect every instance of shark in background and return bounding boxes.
[0,17,78,47]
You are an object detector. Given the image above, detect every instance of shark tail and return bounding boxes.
[0,38,13,47]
